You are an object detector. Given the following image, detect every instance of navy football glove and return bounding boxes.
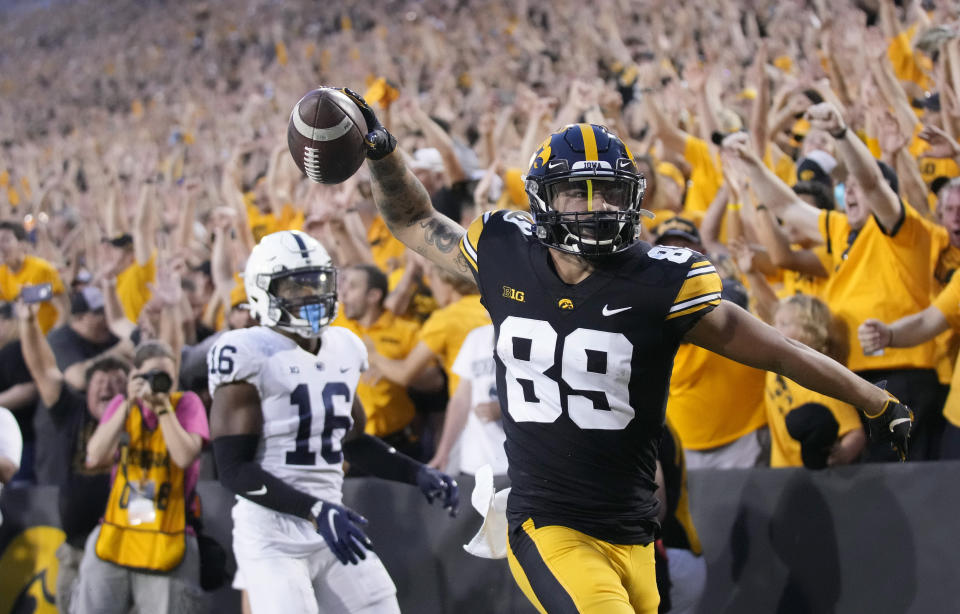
[416,466,459,516]
[865,397,914,462]
[311,501,373,565]
[340,88,397,161]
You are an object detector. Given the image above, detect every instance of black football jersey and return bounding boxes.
[460,210,722,544]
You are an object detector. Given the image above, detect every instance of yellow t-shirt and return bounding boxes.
[933,274,960,426]
[417,294,491,396]
[116,253,156,323]
[0,255,65,333]
[777,245,831,299]
[682,137,722,216]
[367,216,407,274]
[245,200,277,244]
[819,206,949,371]
[764,372,863,467]
[332,309,420,437]
[887,25,932,91]
[666,343,767,450]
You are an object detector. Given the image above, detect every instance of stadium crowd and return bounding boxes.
[1,0,959,611]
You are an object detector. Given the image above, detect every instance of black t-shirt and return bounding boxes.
[0,340,35,441]
[46,325,118,371]
[35,385,111,546]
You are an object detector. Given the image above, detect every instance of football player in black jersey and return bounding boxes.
[328,89,913,614]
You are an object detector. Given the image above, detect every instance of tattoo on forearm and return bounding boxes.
[420,218,461,253]
[368,156,432,227]
[454,252,471,274]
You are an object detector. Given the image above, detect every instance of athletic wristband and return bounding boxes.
[756,204,769,212]
[829,125,847,140]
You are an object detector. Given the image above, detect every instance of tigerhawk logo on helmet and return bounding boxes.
[523,123,652,257]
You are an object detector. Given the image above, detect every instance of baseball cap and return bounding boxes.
[655,216,702,246]
[70,286,105,314]
[102,233,133,248]
[796,150,837,189]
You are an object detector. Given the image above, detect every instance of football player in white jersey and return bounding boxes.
[208,230,458,614]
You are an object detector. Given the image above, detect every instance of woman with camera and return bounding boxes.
[75,340,209,614]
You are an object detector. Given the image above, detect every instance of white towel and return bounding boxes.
[463,464,511,559]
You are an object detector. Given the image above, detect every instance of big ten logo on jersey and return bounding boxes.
[502,210,535,236]
[502,286,525,302]
[648,245,694,264]
[497,316,633,430]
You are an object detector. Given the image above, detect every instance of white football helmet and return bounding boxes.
[244,230,338,338]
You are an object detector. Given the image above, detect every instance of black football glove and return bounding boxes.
[340,88,397,161]
[311,501,373,565]
[416,466,459,517]
[865,397,914,462]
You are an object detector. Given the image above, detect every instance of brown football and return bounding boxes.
[287,87,368,184]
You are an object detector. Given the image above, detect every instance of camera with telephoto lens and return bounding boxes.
[135,369,173,394]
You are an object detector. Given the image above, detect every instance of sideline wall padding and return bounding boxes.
[3,462,960,613]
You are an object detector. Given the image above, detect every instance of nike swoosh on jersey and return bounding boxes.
[246,485,267,496]
[602,305,632,316]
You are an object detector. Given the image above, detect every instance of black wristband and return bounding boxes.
[829,125,847,140]
[343,433,421,484]
[213,434,317,519]
[756,204,769,212]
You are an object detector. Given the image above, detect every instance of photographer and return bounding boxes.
[76,340,209,614]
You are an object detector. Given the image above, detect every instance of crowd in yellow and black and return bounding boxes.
[0,0,959,612]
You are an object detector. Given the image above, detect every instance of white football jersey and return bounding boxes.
[208,325,367,506]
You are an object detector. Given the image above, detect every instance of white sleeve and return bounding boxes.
[0,408,23,468]
[330,327,368,372]
[207,330,265,396]
[452,325,490,379]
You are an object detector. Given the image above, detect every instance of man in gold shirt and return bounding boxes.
[727,102,952,461]
[102,233,156,325]
[0,221,68,333]
[657,219,768,468]
[333,265,423,457]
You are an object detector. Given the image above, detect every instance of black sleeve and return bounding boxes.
[213,434,318,519]
[343,434,421,484]
[44,385,84,426]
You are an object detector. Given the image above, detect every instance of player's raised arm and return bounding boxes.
[684,300,914,460]
[339,89,475,283]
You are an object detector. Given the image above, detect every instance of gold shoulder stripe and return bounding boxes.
[459,213,487,270]
[665,295,722,320]
[690,260,713,269]
[673,272,722,306]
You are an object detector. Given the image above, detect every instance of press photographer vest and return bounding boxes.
[95,393,187,572]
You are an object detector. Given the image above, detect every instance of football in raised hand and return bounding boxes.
[287,87,368,184]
